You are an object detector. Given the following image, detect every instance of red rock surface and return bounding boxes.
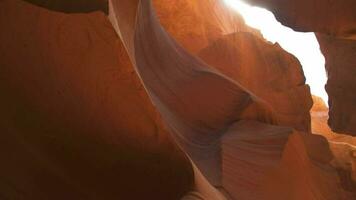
[311,96,356,190]
[0,0,354,199]
[263,132,354,200]
[110,0,353,199]
[222,120,292,200]
[0,0,193,199]
[316,35,356,136]
[198,33,312,132]
[222,120,353,200]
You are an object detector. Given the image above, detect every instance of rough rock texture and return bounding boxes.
[311,96,356,191]
[0,0,193,199]
[316,35,356,136]
[198,33,312,131]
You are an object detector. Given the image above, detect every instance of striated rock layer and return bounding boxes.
[222,121,353,200]
[221,120,292,200]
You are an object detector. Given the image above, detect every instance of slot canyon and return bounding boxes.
[0,0,355,199]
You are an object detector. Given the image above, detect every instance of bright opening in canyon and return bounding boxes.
[224,0,328,104]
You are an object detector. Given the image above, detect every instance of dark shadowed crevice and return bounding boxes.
[21,0,108,14]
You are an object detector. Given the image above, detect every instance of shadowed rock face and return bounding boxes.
[317,34,356,136]
[21,0,108,13]
[0,0,193,199]
[318,35,356,136]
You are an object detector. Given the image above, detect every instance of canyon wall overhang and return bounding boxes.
[245,0,356,136]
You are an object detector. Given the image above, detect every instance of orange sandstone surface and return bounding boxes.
[0,0,193,199]
[0,0,355,199]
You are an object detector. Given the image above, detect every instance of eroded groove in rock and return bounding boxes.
[132,0,259,187]
[222,120,292,200]
[21,0,109,14]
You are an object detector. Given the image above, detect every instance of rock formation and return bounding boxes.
[244,0,356,136]
[0,0,355,199]
[311,96,356,191]
[317,35,356,136]
[0,0,193,199]
[198,33,312,131]
[153,0,261,54]
[244,0,356,36]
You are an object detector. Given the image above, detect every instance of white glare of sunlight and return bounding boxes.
[224,0,328,104]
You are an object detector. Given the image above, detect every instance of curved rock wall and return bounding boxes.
[0,0,193,199]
